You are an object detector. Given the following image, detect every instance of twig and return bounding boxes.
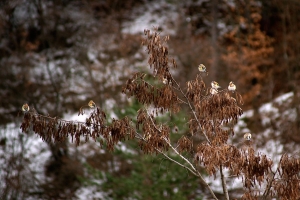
[136,111,217,199]
[141,79,188,104]
[155,149,199,177]
[133,132,198,176]
[263,164,279,197]
[163,137,218,200]
[29,111,107,129]
[171,77,211,144]
[220,164,230,200]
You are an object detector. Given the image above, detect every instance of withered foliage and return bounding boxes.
[177,136,193,153]
[240,148,272,188]
[195,144,242,177]
[142,29,176,78]
[271,155,300,199]
[20,107,135,151]
[122,72,180,113]
[20,29,300,199]
[136,108,169,154]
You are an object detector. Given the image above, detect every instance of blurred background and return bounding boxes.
[0,0,299,199]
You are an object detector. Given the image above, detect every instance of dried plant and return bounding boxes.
[20,29,300,199]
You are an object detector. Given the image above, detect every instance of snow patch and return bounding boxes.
[122,1,179,35]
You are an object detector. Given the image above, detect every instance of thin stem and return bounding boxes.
[141,80,188,104]
[28,108,107,129]
[171,77,211,144]
[164,137,218,200]
[155,149,199,177]
[220,165,229,200]
[143,109,217,199]
[263,164,280,197]
[133,132,198,177]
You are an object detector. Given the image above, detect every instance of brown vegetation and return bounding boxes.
[20,29,300,199]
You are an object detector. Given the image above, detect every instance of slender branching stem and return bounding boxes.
[144,109,217,199]
[263,164,279,197]
[164,137,218,200]
[134,132,199,177]
[155,149,199,177]
[220,164,229,200]
[171,77,211,144]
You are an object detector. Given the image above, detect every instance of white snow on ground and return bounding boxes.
[234,109,253,134]
[258,92,294,126]
[64,105,136,199]
[122,0,179,35]
[0,122,50,192]
[76,185,107,200]
[4,0,299,198]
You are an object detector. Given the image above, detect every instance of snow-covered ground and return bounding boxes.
[0,122,50,198]
[2,0,299,199]
[122,0,179,36]
[1,90,297,199]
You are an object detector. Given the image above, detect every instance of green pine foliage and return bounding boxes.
[83,151,202,200]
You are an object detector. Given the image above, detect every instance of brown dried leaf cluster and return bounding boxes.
[186,75,243,144]
[177,136,193,153]
[195,143,275,194]
[241,191,259,200]
[20,107,135,151]
[142,29,176,81]
[239,148,272,188]
[122,72,180,113]
[121,28,182,114]
[195,144,241,176]
[196,91,243,124]
[136,109,169,154]
[186,74,206,102]
[271,155,300,199]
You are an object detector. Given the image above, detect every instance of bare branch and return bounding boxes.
[163,137,218,200]
[143,108,217,199]
[134,130,199,176]
[171,77,211,144]
[220,165,229,200]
